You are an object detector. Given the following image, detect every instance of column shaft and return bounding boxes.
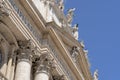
[35,72,49,80]
[15,60,31,80]
[34,53,54,80]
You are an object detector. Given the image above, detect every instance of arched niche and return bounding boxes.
[0,22,18,75]
[0,22,18,46]
[0,33,10,75]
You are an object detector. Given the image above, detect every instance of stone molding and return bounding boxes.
[52,75,65,80]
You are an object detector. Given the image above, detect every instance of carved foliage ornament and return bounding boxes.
[35,53,55,73]
[17,40,35,61]
[0,1,11,19]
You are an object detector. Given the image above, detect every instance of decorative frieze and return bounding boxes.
[8,0,42,45]
[7,1,78,80]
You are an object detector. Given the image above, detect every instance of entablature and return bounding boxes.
[45,23,92,80]
[2,0,93,80]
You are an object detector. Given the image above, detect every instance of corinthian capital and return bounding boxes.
[17,40,35,61]
[18,40,34,50]
[34,53,55,74]
[0,1,11,19]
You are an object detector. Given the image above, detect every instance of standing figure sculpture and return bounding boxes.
[71,46,79,62]
[66,8,75,25]
[41,0,56,4]
[58,0,64,11]
[94,69,98,80]
[72,24,79,40]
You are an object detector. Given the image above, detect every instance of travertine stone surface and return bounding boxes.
[15,61,31,80]
[6,44,16,79]
[35,72,49,80]
[15,40,34,80]
[0,0,11,19]
[34,53,55,80]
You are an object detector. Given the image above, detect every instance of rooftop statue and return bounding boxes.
[71,46,79,62]
[72,24,78,40]
[66,8,75,25]
[41,0,56,4]
[94,69,98,80]
[83,49,88,59]
[58,0,64,11]
[80,40,85,48]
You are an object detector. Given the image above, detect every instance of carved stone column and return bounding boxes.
[34,53,55,80]
[15,40,34,80]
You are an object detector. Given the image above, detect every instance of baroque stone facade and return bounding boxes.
[0,0,93,80]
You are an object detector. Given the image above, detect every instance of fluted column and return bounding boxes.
[34,54,55,80]
[15,40,34,80]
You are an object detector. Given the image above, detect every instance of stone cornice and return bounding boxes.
[19,0,47,32]
[46,22,92,79]
[49,27,84,80]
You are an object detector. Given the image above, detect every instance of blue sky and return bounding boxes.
[65,0,120,80]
